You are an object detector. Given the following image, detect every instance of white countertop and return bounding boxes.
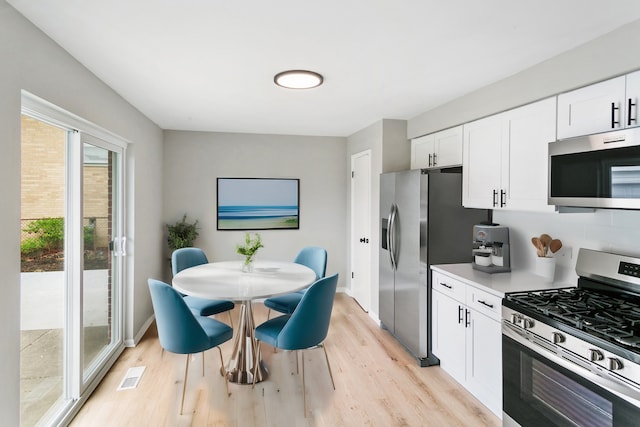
[431,263,575,298]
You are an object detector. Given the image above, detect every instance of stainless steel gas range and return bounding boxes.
[502,249,640,427]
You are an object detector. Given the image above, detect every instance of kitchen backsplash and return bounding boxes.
[493,209,640,284]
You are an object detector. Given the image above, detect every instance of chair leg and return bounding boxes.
[296,350,299,374]
[180,354,191,415]
[217,346,230,397]
[301,351,307,417]
[320,343,336,390]
[228,311,234,328]
[267,309,271,320]
[251,341,262,389]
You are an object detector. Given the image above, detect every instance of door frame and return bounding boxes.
[21,91,128,426]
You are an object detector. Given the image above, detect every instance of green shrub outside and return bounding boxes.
[21,217,64,255]
[21,217,96,255]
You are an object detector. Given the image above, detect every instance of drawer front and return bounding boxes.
[466,287,501,321]
[431,271,466,304]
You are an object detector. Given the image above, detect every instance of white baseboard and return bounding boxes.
[125,314,155,347]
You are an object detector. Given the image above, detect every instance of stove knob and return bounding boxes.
[522,318,535,329]
[588,349,604,362]
[552,332,565,344]
[510,313,522,324]
[608,357,624,371]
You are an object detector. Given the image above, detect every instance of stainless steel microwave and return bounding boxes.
[548,128,640,209]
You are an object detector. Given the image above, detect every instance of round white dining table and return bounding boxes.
[172,260,316,384]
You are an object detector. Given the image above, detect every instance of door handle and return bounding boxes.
[359,237,369,243]
[629,98,637,126]
[611,102,620,128]
[387,204,397,271]
[492,190,498,207]
[389,204,398,271]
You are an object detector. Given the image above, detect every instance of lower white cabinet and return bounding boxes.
[432,271,502,418]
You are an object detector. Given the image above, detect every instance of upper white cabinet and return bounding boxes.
[411,125,463,169]
[557,70,640,139]
[463,97,556,211]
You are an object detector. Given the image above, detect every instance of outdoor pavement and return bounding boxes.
[20,270,110,426]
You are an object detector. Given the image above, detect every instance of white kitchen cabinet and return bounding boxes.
[462,97,556,212]
[411,126,463,169]
[432,275,466,385]
[557,70,640,139]
[627,71,640,129]
[431,271,502,418]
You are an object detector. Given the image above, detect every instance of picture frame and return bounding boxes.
[216,177,300,230]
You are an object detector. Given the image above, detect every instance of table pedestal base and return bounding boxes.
[224,300,267,384]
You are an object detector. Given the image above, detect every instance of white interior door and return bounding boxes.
[350,150,371,311]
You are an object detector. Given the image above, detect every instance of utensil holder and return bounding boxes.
[536,256,556,283]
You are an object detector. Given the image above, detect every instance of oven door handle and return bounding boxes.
[503,321,640,408]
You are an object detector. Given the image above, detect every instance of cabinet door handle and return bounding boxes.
[428,153,432,167]
[500,189,506,207]
[458,305,464,324]
[439,282,452,289]
[612,102,620,128]
[465,309,471,327]
[492,190,498,207]
[478,300,494,309]
[629,98,637,126]
[433,152,437,166]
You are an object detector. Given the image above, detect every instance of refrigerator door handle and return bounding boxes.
[389,203,398,271]
[387,204,393,270]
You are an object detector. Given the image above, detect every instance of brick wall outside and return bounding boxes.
[21,115,109,248]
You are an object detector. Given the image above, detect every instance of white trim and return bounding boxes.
[21,90,130,148]
[125,314,155,347]
[20,91,130,424]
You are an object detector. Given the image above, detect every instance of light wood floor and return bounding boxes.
[70,293,501,426]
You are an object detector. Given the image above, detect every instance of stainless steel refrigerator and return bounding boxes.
[379,168,489,366]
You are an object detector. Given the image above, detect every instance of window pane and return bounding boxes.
[20,115,68,426]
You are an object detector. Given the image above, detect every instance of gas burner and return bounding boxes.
[505,285,640,350]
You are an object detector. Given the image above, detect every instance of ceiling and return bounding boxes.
[9,1,640,137]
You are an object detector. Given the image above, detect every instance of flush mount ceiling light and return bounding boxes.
[274,70,323,89]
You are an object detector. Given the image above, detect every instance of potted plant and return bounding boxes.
[167,214,199,252]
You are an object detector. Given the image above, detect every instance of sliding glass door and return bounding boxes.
[81,138,123,381]
[20,95,126,426]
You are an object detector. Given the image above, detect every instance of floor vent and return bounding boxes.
[117,366,146,391]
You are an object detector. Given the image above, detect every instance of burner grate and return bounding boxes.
[506,287,640,350]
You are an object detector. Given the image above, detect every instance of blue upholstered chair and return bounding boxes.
[172,247,235,327]
[263,246,327,318]
[148,279,233,414]
[253,273,338,416]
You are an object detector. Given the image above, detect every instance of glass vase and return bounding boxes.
[242,258,254,273]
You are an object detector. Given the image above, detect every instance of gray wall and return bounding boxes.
[408,19,640,139]
[407,18,640,284]
[0,2,164,422]
[162,130,348,286]
[346,119,408,319]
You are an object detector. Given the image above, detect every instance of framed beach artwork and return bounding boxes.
[216,177,300,230]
